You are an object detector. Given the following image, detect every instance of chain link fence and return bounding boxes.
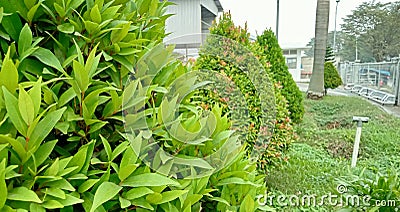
[338,60,400,105]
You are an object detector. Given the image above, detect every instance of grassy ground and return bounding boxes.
[265,95,400,211]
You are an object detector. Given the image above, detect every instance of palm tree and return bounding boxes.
[307,0,330,99]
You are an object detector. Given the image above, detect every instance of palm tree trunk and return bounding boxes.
[307,0,330,99]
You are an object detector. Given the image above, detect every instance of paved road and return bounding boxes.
[296,83,349,96]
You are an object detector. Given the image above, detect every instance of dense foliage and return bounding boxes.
[195,13,297,172]
[255,29,304,123]
[0,1,269,211]
[324,62,342,94]
[337,168,400,211]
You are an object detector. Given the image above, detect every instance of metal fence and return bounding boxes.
[338,60,400,105]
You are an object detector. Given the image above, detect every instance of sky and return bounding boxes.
[219,0,397,48]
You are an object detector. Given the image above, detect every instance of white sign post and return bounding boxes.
[351,116,369,168]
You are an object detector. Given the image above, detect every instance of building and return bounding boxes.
[164,0,223,60]
[281,46,312,82]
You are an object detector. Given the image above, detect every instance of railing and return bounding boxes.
[338,60,400,106]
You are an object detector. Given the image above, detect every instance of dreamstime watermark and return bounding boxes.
[257,184,398,208]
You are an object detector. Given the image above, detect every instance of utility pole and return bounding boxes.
[333,0,340,52]
[276,0,279,41]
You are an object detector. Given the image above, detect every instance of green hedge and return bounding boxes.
[255,29,304,123]
[195,13,297,172]
[324,62,342,94]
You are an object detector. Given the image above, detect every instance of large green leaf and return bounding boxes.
[0,159,7,208]
[28,107,66,150]
[0,48,19,93]
[32,139,57,167]
[57,194,84,207]
[57,23,74,34]
[122,173,180,187]
[239,194,255,212]
[0,134,26,162]
[90,182,122,212]
[158,190,188,204]
[7,186,42,203]
[1,13,22,41]
[90,4,101,23]
[18,24,32,56]
[2,87,27,136]
[123,187,154,200]
[72,60,89,93]
[66,141,90,175]
[118,148,139,181]
[18,85,35,126]
[28,77,41,116]
[32,48,68,76]
[78,179,100,193]
[26,2,41,23]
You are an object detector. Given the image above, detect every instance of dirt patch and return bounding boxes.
[326,140,355,159]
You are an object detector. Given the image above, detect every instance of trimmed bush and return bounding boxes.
[255,29,304,123]
[252,41,296,171]
[195,13,296,173]
[324,62,342,95]
[195,12,264,151]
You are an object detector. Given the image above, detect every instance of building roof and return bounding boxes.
[214,0,223,12]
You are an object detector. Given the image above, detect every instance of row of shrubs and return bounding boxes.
[0,1,302,211]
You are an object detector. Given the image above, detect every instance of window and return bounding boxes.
[282,49,297,55]
[286,58,297,69]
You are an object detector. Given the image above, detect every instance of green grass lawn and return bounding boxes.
[265,95,400,211]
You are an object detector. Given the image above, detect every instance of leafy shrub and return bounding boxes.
[257,83,295,170]
[0,1,273,211]
[195,13,297,173]
[255,29,304,123]
[337,168,400,211]
[324,62,342,94]
[195,12,275,154]
[252,39,297,171]
[205,152,268,211]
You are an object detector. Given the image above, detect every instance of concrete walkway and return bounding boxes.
[296,83,400,118]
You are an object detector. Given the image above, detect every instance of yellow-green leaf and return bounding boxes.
[90,182,122,212]
[2,87,28,136]
[0,48,19,93]
[18,85,35,126]
[7,187,42,203]
[90,4,101,23]
[27,2,41,23]
[0,159,7,208]
[78,179,99,193]
[239,194,255,212]
[32,47,68,76]
[18,24,33,56]
[28,77,41,116]
[53,3,65,17]
[122,173,180,187]
[73,60,89,93]
[57,23,74,34]
[24,0,37,9]
[29,107,66,150]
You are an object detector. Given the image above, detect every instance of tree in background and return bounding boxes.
[308,0,330,99]
[255,29,304,123]
[324,62,342,95]
[325,46,335,63]
[306,1,400,63]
